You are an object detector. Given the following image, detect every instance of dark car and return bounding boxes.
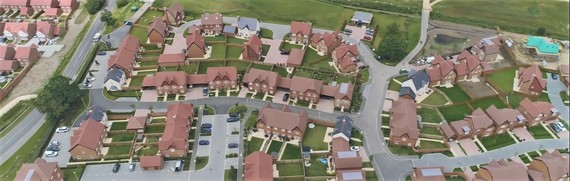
[199,140,210,145]
[201,128,212,133]
[375,56,382,61]
[283,93,290,102]
[202,88,209,96]
[46,145,60,151]
[228,143,239,148]
[344,28,353,33]
[97,51,107,56]
[229,112,239,118]
[280,51,290,55]
[227,117,239,122]
[201,123,212,129]
[112,163,120,173]
[552,73,558,80]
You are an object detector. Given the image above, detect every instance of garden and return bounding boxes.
[301,124,329,151]
[437,86,470,103]
[479,133,517,151]
[438,104,472,122]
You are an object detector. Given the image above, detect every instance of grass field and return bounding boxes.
[196,157,209,170]
[506,93,526,108]
[417,107,442,123]
[302,124,329,150]
[276,163,304,176]
[281,144,302,159]
[226,45,243,58]
[62,166,85,181]
[469,96,507,110]
[129,76,145,87]
[437,86,470,102]
[487,67,516,94]
[294,70,313,78]
[245,110,259,128]
[528,125,555,139]
[210,44,227,59]
[421,92,447,106]
[479,133,516,151]
[137,9,163,25]
[433,0,569,40]
[250,63,272,71]
[439,104,472,122]
[389,144,419,156]
[137,146,158,156]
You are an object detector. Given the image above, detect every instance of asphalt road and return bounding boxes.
[545,73,570,122]
[189,114,230,181]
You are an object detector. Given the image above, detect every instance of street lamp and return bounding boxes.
[81,98,86,107]
[73,171,79,180]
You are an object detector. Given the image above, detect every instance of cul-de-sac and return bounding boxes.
[0,0,568,180]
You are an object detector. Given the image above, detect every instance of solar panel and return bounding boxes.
[420,168,443,176]
[337,151,357,158]
[342,171,363,180]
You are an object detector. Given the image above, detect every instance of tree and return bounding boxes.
[100,10,116,25]
[85,0,106,14]
[536,27,546,36]
[378,33,408,63]
[151,0,164,7]
[34,75,81,121]
[386,22,400,35]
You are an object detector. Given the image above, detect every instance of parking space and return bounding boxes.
[316,98,335,113]
[512,127,535,141]
[185,86,208,100]
[196,135,212,157]
[272,90,289,104]
[448,141,466,157]
[81,161,189,181]
[261,38,288,65]
[458,138,481,155]
[83,51,115,89]
[140,90,158,102]
[42,129,71,167]
[344,25,367,41]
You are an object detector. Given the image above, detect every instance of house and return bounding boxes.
[158,53,186,67]
[43,8,62,19]
[14,45,40,66]
[289,76,323,103]
[411,167,445,181]
[427,56,456,86]
[351,11,373,26]
[200,13,223,35]
[331,125,364,181]
[244,151,274,181]
[560,64,569,86]
[103,68,126,91]
[59,0,79,13]
[69,119,107,160]
[242,35,262,61]
[15,158,63,181]
[255,104,309,140]
[0,60,19,74]
[147,17,168,44]
[454,50,486,81]
[243,68,279,95]
[3,22,37,40]
[186,31,206,58]
[324,82,355,109]
[517,98,559,127]
[310,31,342,55]
[19,7,33,17]
[289,21,312,45]
[399,69,430,100]
[448,120,473,140]
[0,0,30,11]
[36,21,58,41]
[0,44,16,60]
[158,103,193,157]
[475,159,529,181]
[527,150,569,181]
[332,43,359,73]
[163,3,184,25]
[206,66,237,90]
[126,115,148,134]
[85,106,108,124]
[439,123,456,142]
[464,108,495,138]
[517,65,547,96]
[471,36,502,62]
[485,105,526,134]
[332,115,353,141]
[108,49,136,78]
[286,48,305,67]
[30,0,58,12]
[236,16,260,38]
[389,98,419,147]
[222,25,237,37]
[333,150,363,171]
[140,155,164,170]
[524,36,559,61]
[142,71,188,95]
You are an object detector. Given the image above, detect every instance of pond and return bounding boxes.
[434,34,466,45]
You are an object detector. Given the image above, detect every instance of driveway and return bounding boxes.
[458,139,481,155]
[140,90,157,102]
[272,90,288,104]
[316,98,335,113]
[261,38,288,65]
[345,25,367,41]
[164,33,187,54]
[42,130,71,167]
[82,51,114,89]
[80,161,188,181]
[512,127,535,142]
[545,73,570,122]
[190,114,232,180]
[448,141,466,157]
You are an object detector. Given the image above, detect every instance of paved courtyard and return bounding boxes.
[185,86,207,100]
[261,38,288,65]
[272,90,289,104]
[140,90,158,102]
[316,98,335,113]
[42,130,71,167]
[345,25,367,41]
[163,33,187,54]
[81,161,188,181]
[458,138,481,155]
[83,51,115,89]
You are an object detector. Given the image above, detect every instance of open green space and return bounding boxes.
[210,44,227,59]
[420,126,442,136]
[506,93,526,108]
[273,67,289,77]
[335,75,354,83]
[267,140,283,154]
[261,44,270,56]
[306,155,328,176]
[418,140,447,149]
[302,124,329,150]
[528,125,555,139]
[539,92,550,102]
[180,63,199,74]
[247,137,264,155]
[259,28,273,39]
[276,162,304,176]
[109,133,135,142]
[158,66,178,72]
[227,38,246,44]
[205,36,227,42]
[469,96,507,110]
[226,61,249,73]
[110,122,128,131]
[245,110,259,128]
[224,168,238,181]
[437,86,470,103]
[137,9,163,25]
[487,67,516,94]
[438,104,471,122]
[106,145,132,155]
[226,45,243,58]
[139,60,157,67]
[479,133,516,151]
[104,2,141,34]
[73,8,89,24]
[388,144,418,156]
[195,157,209,170]
[421,92,447,106]
[144,125,165,133]
[301,48,321,65]
[293,69,313,78]
[204,105,216,115]
[281,144,302,159]
[250,63,272,71]
[129,25,148,43]
[62,166,85,181]
[198,61,225,74]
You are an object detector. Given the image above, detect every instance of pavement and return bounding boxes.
[80,161,189,181]
[41,130,71,167]
[545,73,570,122]
[0,110,46,165]
[82,51,115,89]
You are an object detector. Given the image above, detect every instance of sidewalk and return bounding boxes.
[0,94,37,116]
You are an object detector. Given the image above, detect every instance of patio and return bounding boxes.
[261,38,288,65]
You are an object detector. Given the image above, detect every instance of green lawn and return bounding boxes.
[180,63,199,74]
[302,124,329,151]
[205,36,227,42]
[195,157,209,170]
[110,122,128,131]
[226,61,250,73]
[104,2,140,34]
[418,140,447,149]
[421,92,447,106]
[301,48,320,65]
[137,146,159,156]
[437,86,470,102]
[0,100,34,137]
[281,144,302,159]
[226,45,243,58]
[259,28,273,39]
[528,125,555,139]
[336,75,354,83]
[227,38,246,44]
[417,107,442,123]
[210,44,227,59]
[388,144,419,156]
[62,166,86,181]
[245,110,259,128]
[479,133,517,151]
[276,163,304,176]
[129,76,145,87]
[247,137,264,155]
[469,96,507,110]
[158,66,178,72]
[420,126,442,136]
[438,104,472,122]
[109,133,135,142]
[293,69,313,78]
[395,75,408,82]
[280,43,303,51]
[306,155,328,176]
[487,67,516,94]
[129,25,148,43]
[144,125,165,133]
[204,105,216,115]
[506,93,526,108]
[267,140,283,154]
[137,9,163,25]
[539,92,550,102]
[561,91,570,106]
[388,79,402,91]
[261,44,270,56]
[139,60,158,67]
[250,63,272,71]
[106,145,132,155]
[198,61,225,74]
[272,67,289,77]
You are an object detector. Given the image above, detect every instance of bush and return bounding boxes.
[116,0,129,8]
[85,0,106,14]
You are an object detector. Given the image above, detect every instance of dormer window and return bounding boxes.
[516,115,525,123]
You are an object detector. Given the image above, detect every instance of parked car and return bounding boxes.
[363,36,372,41]
[399,69,409,74]
[350,146,360,151]
[44,151,58,157]
[552,73,558,80]
[201,123,212,129]
[199,140,210,145]
[202,88,209,96]
[228,143,239,148]
[280,51,290,55]
[344,28,353,33]
[56,127,69,133]
[129,163,136,172]
[283,93,290,102]
[375,56,382,61]
[227,117,239,122]
[112,163,121,173]
[229,112,239,118]
[47,145,60,151]
[97,51,107,56]
[201,128,212,133]
[87,77,95,81]
[50,141,60,146]
[550,122,567,133]
[365,31,373,36]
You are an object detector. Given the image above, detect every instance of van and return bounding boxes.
[93,33,101,42]
[174,160,184,172]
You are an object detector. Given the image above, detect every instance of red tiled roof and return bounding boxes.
[519,98,543,118]
[561,64,570,75]
[30,0,56,6]
[243,35,262,57]
[69,120,106,152]
[277,77,291,88]
[257,104,309,133]
[477,159,529,181]
[201,13,223,26]
[158,103,193,151]
[457,50,472,61]
[334,44,359,59]
[166,3,184,17]
[15,158,59,181]
[290,21,312,35]
[120,35,140,54]
[485,105,523,125]
[148,17,168,36]
[140,155,163,167]
[531,150,570,180]
[311,31,341,46]
[4,22,35,34]
[186,32,205,51]
[19,7,33,16]
[58,0,73,6]
[126,116,147,130]
[206,66,237,82]
[440,123,455,139]
[187,74,208,84]
[0,60,17,71]
[466,108,493,130]
[43,8,62,17]
[157,53,186,64]
[243,68,279,88]
[431,55,446,65]
[389,98,419,139]
[142,71,187,87]
[35,21,55,37]
[1,0,30,6]
[0,44,16,60]
[286,48,305,67]
[244,152,273,181]
[290,76,323,94]
[14,45,37,60]
[332,137,350,156]
[450,120,471,135]
[107,49,135,70]
[428,59,455,82]
[518,65,546,89]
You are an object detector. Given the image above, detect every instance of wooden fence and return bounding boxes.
[0,59,36,101]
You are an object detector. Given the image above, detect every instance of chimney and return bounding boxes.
[237,16,240,22]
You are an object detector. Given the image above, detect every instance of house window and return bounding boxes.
[394,141,399,144]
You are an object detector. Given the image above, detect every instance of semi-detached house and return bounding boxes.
[158,103,193,158]
[69,119,107,160]
[255,104,308,140]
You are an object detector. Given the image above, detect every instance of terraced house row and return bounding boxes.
[0,0,79,15]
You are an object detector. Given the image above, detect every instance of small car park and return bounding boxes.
[112,163,121,173]
[550,122,567,133]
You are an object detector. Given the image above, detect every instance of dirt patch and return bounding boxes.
[457,77,496,99]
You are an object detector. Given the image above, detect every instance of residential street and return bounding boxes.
[546,73,569,122]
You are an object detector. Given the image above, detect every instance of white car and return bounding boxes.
[87,77,95,81]
[350,146,360,151]
[44,151,58,157]
[50,141,60,146]
[56,127,69,133]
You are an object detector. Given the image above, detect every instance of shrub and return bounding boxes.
[85,0,106,14]
[116,0,129,8]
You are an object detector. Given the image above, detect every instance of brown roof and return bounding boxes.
[0,60,17,71]
[158,103,193,151]
[107,49,135,71]
[322,83,354,100]
[257,104,309,133]
[518,65,546,89]
[120,35,140,54]
[485,105,523,125]
[440,123,455,139]
[1,0,29,6]
[243,35,262,57]
[477,159,529,181]
[336,170,365,181]
[243,68,279,87]
[389,98,419,139]
[428,59,455,82]
[58,0,73,6]
[535,101,556,116]
[290,76,324,94]
[14,45,37,60]
[334,44,359,59]
[201,13,223,26]
[148,17,168,37]
[15,158,59,181]
[186,32,205,51]
[286,48,305,67]
[19,7,33,16]
[332,137,350,156]
[126,116,147,130]
[30,0,55,6]
[158,53,186,64]
[187,74,208,84]
[142,71,188,87]
[519,98,548,118]
[412,167,446,181]
[69,119,106,152]
[310,31,341,46]
[4,22,36,34]
[531,150,570,180]
[166,3,184,17]
[466,108,494,130]
[430,55,445,65]
[338,56,357,69]
[290,21,312,35]
[166,102,193,122]
[43,8,62,17]
[561,64,569,75]
[0,44,15,60]
[244,151,273,181]
[188,25,201,35]
[140,155,163,167]
[334,150,362,170]
[450,120,471,135]
[206,66,237,82]
[457,50,472,61]
[36,21,55,37]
